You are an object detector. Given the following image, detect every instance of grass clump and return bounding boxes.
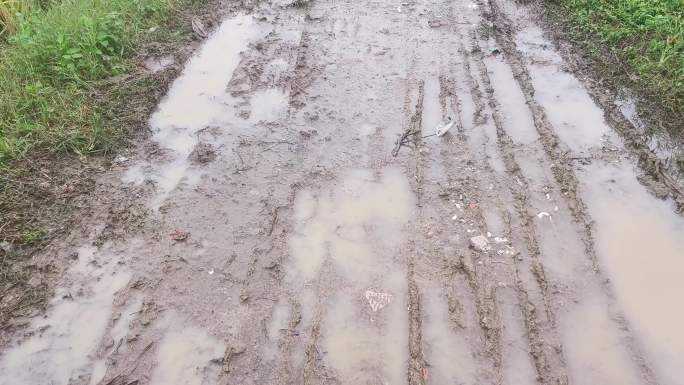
[558,0,683,118]
[0,0,34,37]
[0,0,174,164]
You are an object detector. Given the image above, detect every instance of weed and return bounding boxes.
[0,0,174,164]
[0,0,207,336]
[555,0,683,119]
[289,0,310,8]
[19,228,46,244]
[0,0,34,38]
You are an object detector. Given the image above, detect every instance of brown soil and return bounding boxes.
[1,1,683,384]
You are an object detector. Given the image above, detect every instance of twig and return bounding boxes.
[233,149,251,172]
[268,206,280,236]
[392,128,417,157]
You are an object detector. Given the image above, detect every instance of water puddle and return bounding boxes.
[249,88,288,123]
[421,282,478,384]
[561,293,642,385]
[513,153,587,278]
[0,245,131,385]
[422,76,442,138]
[151,14,267,131]
[288,167,415,283]
[140,14,270,207]
[484,55,538,145]
[122,163,145,185]
[497,288,537,385]
[579,162,684,384]
[288,166,414,382]
[525,65,609,153]
[89,295,143,385]
[616,94,681,171]
[515,27,611,154]
[262,298,289,362]
[322,271,408,385]
[482,119,506,174]
[516,22,681,173]
[149,325,225,385]
[513,25,562,66]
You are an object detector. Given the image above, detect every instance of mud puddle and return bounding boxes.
[497,288,538,385]
[287,166,416,383]
[561,292,642,385]
[127,14,272,208]
[322,274,408,385]
[0,244,131,385]
[149,319,225,385]
[484,54,538,145]
[288,167,415,283]
[5,0,684,384]
[580,162,684,385]
[89,295,143,385]
[420,282,478,384]
[513,25,616,154]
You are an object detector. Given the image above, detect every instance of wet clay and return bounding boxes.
[1,1,683,385]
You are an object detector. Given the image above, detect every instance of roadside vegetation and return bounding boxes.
[0,0,176,162]
[0,0,201,245]
[547,0,683,125]
[1,0,208,330]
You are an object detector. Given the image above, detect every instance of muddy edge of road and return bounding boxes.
[0,0,241,340]
[519,0,684,205]
[536,0,684,180]
[0,0,683,384]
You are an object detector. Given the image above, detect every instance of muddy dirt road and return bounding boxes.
[1,0,684,384]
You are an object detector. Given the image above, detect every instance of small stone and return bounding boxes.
[469,235,491,252]
[189,143,216,164]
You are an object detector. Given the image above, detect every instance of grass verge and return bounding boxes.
[1,0,210,333]
[544,0,683,136]
[0,0,178,162]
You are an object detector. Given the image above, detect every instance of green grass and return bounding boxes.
[559,0,683,118]
[0,1,34,36]
[0,0,174,164]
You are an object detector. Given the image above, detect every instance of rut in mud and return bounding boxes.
[1,0,684,384]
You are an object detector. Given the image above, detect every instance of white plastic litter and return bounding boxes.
[435,120,456,137]
[365,290,393,312]
[113,155,129,164]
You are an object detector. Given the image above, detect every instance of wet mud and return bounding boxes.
[1,0,683,384]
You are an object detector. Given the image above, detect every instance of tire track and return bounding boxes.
[479,1,661,383]
[403,78,427,385]
[485,0,656,384]
[407,260,427,385]
[461,34,569,384]
[412,65,505,382]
